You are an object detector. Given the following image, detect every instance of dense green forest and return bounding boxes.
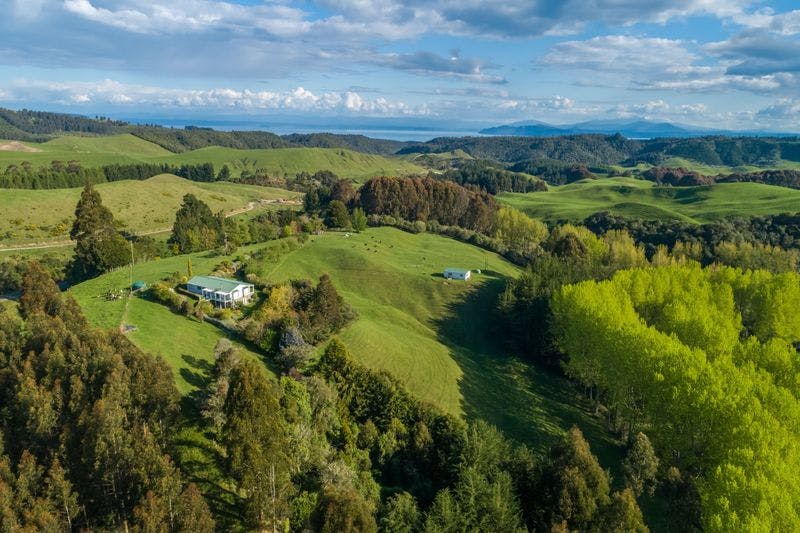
[402,135,800,167]
[641,167,800,188]
[128,126,289,153]
[552,265,800,531]
[1,258,650,531]
[0,108,124,140]
[282,133,407,155]
[437,160,548,193]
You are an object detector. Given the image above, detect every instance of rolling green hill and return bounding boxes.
[0,134,425,180]
[258,227,617,455]
[68,228,619,460]
[499,177,800,223]
[151,146,423,181]
[0,174,301,247]
[64,228,631,527]
[0,134,173,166]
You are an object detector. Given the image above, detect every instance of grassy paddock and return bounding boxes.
[0,135,424,180]
[0,174,301,247]
[499,176,800,223]
[0,134,172,166]
[262,227,619,460]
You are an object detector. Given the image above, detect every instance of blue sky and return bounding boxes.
[0,0,799,130]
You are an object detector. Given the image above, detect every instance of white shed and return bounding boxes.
[444,268,471,281]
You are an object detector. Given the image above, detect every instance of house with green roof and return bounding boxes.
[186,275,255,308]
[443,268,471,281]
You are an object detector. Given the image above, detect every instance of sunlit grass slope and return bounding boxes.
[0,174,300,246]
[261,227,618,456]
[499,176,800,223]
[0,135,424,181]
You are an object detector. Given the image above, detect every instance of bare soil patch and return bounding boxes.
[0,141,41,152]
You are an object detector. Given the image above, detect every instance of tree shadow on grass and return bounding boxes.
[433,274,623,468]
[173,426,244,529]
[180,353,213,417]
[173,353,244,529]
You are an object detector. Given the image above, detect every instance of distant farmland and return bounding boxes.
[499,176,800,223]
[0,134,425,181]
[0,174,301,247]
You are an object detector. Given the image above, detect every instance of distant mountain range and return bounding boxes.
[479,119,799,139]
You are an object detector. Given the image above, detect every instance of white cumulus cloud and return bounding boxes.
[0,78,431,116]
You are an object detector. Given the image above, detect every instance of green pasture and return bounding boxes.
[0,174,300,246]
[0,134,424,181]
[499,176,800,223]
[260,227,618,458]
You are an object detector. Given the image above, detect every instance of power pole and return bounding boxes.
[129,240,134,289]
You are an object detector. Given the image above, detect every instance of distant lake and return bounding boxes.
[121,117,483,142]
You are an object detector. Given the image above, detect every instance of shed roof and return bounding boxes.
[188,275,251,293]
[444,268,470,275]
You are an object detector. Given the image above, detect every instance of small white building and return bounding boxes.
[444,268,471,281]
[186,275,255,308]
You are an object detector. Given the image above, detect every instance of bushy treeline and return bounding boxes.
[129,126,289,153]
[632,136,800,166]
[274,169,343,194]
[399,134,639,166]
[509,158,599,185]
[282,133,407,155]
[312,339,647,532]
[437,160,547,193]
[717,168,800,188]
[0,263,214,531]
[169,191,311,255]
[551,265,800,531]
[498,219,799,362]
[1,161,107,189]
[0,161,220,189]
[239,274,357,369]
[357,176,498,233]
[640,166,711,186]
[103,161,218,183]
[584,211,800,264]
[400,134,800,167]
[0,107,124,137]
[0,254,66,294]
[640,166,800,188]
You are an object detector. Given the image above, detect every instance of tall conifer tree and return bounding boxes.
[70,183,128,277]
